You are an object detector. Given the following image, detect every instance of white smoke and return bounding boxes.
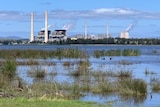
[41,24,56,30]
[61,23,73,30]
[125,24,133,32]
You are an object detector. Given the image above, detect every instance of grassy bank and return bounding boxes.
[0,97,107,107]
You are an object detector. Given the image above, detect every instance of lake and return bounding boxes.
[1,44,160,107]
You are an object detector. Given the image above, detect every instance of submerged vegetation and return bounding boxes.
[93,49,140,58]
[0,48,89,59]
[0,47,159,106]
[0,48,141,60]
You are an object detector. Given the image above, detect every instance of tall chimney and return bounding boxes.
[106,22,109,38]
[30,12,34,42]
[84,21,88,39]
[44,11,48,43]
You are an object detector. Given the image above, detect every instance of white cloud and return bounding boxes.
[93,8,136,14]
[0,8,160,21]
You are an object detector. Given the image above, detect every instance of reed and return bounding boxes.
[0,59,17,79]
[150,77,160,92]
[118,78,147,96]
[63,61,73,67]
[27,65,47,78]
[116,69,132,78]
[152,83,160,92]
[93,50,105,58]
[122,49,141,56]
[106,49,121,56]
[118,60,133,65]
[93,49,141,58]
[30,81,59,98]
[68,60,90,77]
[91,76,113,94]
[0,48,89,59]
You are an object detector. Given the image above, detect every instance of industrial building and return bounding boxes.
[120,31,129,39]
[30,11,67,43]
[119,24,133,39]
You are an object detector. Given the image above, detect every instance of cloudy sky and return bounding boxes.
[0,0,160,38]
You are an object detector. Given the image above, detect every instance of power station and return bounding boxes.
[30,11,67,43]
[30,11,134,42]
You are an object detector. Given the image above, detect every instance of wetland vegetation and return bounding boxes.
[0,46,160,107]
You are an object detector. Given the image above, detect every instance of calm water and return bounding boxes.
[1,44,160,107]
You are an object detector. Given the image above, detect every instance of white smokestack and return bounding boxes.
[44,11,48,43]
[84,21,88,39]
[106,22,109,38]
[30,12,34,42]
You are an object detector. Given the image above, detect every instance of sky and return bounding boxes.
[1,0,160,38]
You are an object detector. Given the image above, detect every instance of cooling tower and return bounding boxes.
[120,31,129,39]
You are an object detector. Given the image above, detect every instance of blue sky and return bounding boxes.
[1,0,160,38]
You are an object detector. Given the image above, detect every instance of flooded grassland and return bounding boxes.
[0,45,160,107]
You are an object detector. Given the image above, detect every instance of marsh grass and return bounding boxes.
[116,70,132,78]
[93,49,141,58]
[91,76,114,94]
[0,73,10,88]
[122,49,140,56]
[0,48,89,59]
[63,61,73,67]
[0,59,17,79]
[118,60,133,65]
[68,60,90,77]
[27,65,47,78]
[93,50,105,58]
[150,77,160,92]
[106,49,121,56]
[118,78,147,96]
[29,82,58,97]
[91,68,132,78]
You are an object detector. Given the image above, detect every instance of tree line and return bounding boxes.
[1,38,160,45]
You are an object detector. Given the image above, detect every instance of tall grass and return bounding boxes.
[93,49,141,58]
[122,49,141,56]
[118,78,147,96]
[0,59,17,79]
[27,65,47,78]
[150,77,160,92]
[68,60,90,77]
[0,48,89,59]
[91,75,114,94]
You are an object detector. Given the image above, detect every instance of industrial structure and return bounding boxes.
[30,11,67,43]
[120,31,129,39]
[30,12,34,42]
[30,11,134,42]
[119,24,133,39]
